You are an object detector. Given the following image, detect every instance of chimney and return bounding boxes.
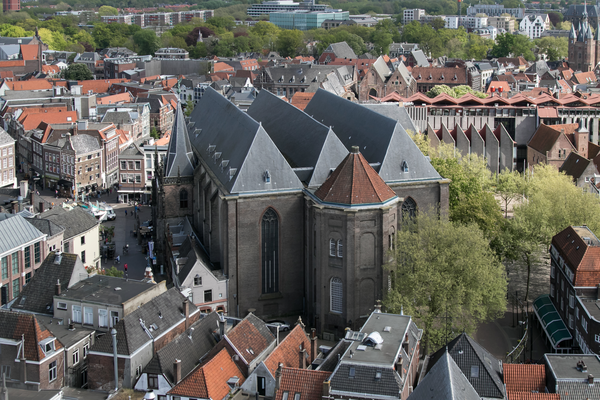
[395,355,403,380]
[19,334,26,384]
[589,374,595,385]
[275,363,283,392]
[183,299,190,329]
[299,343,307,369]
[174,359,182,383]
[402,333,409,354]
[39,202,44,213]
[310,328,318,361]
[55,279,61,296]
[322,380,330,397]
[218,314,225,339]
[374,300,382,313]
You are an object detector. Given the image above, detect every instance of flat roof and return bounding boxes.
[546,354,600,379]
[56,275,157,305]
[580,298,600,321]
[341,312,411,366]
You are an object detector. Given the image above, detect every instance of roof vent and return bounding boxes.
[207,144,216,154]
[364,332,383,346]
[228,168,237,181]
[383,326,392,332]
[54,251,62,264]
[220,160,229,171]
[114,287,121,291]
[375,371,382,380]
[357,345,367,351]
[349,367,356,377]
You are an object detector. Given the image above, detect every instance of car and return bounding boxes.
[267,320,290,331]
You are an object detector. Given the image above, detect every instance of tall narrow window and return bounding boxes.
[24,247,30,269]
[330,277,343,313]
[329,239,336,256]
[180,189,188,209]
[401,197,417,222]
[337,240,343,258]
[11,252,18,275]
[262,208,279,294]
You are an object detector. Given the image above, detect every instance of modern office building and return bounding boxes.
[466,4,524,18]
[270,10,349,30]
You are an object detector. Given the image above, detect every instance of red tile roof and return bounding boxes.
[20,44,38,61]
[154,132,170,146]
[41,65,60,75]
[264,325,312,376]
[0,60,24,67]
[487,81,511,95]
[552,226,600,286]
[504,364,546,393]
[5,79,52,91]
[20,110,78,132]
[226,316,273,365]
[97,92,132,105]
[0,71,13,79]
[117,129,129,145]
[77,79,130,95]
[572,71,597,85]
[0,311,63,361]
[411,66,468,85]
[168,348,245,399]
[314,147,397,205]
[290,92,315,111]
[527,123,578,154]
[274,367,330,400]
[507,393,559,400]
[214,62,234,72]
[537,107,558,118]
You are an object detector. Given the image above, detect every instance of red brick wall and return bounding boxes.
[87,354,126,390]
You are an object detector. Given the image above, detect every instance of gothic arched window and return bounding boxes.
[180,189,188,209]
[262,208,279,294]
[402,197,417,222]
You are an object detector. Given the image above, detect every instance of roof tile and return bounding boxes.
[504,364,546,393]
[274,367,330,400]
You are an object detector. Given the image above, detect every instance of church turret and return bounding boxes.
[164,102,195,178]
[586,24,594,39]
[571,23,578,39]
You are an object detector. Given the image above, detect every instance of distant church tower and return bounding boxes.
[569,1,599,72]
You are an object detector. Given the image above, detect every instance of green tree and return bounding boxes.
[0,24,32,37]
[64,63,93,80]
[103,266,124,278]
[276,29,303,57]
[133,29,160,55]
[431,17,446,30]
[150,127,160,140]
[495,169,527,218]
[534,36,568,61]
[98,5,118,16]
[92,23,114,49]
[385,212,507,353]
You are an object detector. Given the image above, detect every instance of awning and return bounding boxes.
[534,294,572,349]
[57,179,73,187]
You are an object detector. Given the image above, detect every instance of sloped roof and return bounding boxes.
[0,310,63,361]
[274,368,330,400]
[167,347,245,398]
[91,288,198,355]
[426,333,505,399]
[247,89,348,188]
[289,92,315,111]
[188,87,303,194]
[226,313,275,365]
[144,312,220,385]
[304,89,442,183]
[361,104,418,134]
[324,42,357,60]
[412,66,468,85]
[263,325,312,376]
[39,207,98,241]
[314,147,396,205]
[12,252,83,315]
[551,225,600,286]
[0,127,14,146]
[504,364,546,393]
[20,110,78,131]
[411,50,429,67]
[507,393,559,400]
[0,214,45,257]
[527,123,578,154]
[5,80,52,91]
[70,134,101,154]
[560,152,591,180]
[165,102,194,178]
[410,351,480,400]
[20,44,38,61]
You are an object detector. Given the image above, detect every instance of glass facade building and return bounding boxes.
[270,10,349,30]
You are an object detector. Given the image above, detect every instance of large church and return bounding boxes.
[568,6,600,72]
[154,88,449,336]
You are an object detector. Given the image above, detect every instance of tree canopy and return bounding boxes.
[63,63,93,80]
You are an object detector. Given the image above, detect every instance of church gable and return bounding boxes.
[309,129,349,188]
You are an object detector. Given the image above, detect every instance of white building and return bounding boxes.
[403,9,425,24]
[0,128,16,188]
[519,14,550,39]
[446,15,488,29]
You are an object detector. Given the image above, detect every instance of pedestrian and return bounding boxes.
[124,264,128,272]
[55,189,58,199]
[125,209,127,216]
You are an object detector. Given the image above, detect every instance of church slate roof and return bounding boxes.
[188,87,303,194]
[165,102,195,178]
[247,89,348,188]
[304,89,442,184]
[314,146,397,205]
[323,42,357,60]
[426,333,505,399]
[361,103,419,134]
[411,351,480,400]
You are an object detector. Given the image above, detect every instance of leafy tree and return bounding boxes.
[384,211,507,353]
[103,266,124,278]
[371,29,393,55]
[206,16,235,32]
[431,17,446,30]
[189,41,208,58]
[98,5,119,16]
[133,29,160,55]
[465,33,494,59]
[534,36,568,61]
[495,169,527,218]
[64,63,93,80]
[150,127,160,140]
[276,29,303,57]
[491,33,535,60]
[92,23,113,49]
[0,24,32,37]
[547,11,563,26]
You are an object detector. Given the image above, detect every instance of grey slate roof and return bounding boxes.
[411,351,480,400]
[0,214,45,257]
[331,364,402,398]
[361,104,419,135]
[373,56,392,80]
[0,127,14,146]
[304,89,442,183]
[25,217,64,238]
[120,142,144,157]
[426,333,505,399]
[91,287,198,355]
[144,312,220,385]
[176,236,225,284]
[39,207,98,240]
[323,42,357,60]
[101,111,134,126]
[412,50,429,67]
[188,87,303,194]
[247,89,348,187]
[165,102,195,178]
[264,65,354,93]
[0,37,36,45]
[12,252,85,314]
[70,134,101,155]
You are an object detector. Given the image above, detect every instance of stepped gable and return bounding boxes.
[314,146,396,205]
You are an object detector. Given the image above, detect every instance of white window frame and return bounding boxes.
[583,317,588,332]
[83,343,89,358]
[330,277,343,314]
[83,306,93,325]
[49,360,57,382]
[72,305,82,323]
[73,348,79,365]
[98,309,108,328]
[337,240,343,258]
[569,294,574,308]
[329,239,336,257]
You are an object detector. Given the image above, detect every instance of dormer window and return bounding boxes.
[40,337,56,355]
[264,170,271,183]
[402,161,409,172]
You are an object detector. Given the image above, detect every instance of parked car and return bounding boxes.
[267,320,290,331]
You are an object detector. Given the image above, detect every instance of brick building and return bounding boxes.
[118,142,147,203]
[358,58,416,100]
[527,123,583,170]
[411,66,469,93]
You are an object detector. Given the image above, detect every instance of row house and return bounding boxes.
[135,95,175,134]
[0,215,47,304]
[0,128,15,188]
[76,121,120,189]
[118,142,148,203]
[97,103,151,139]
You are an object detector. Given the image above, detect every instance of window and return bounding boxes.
[135,161,141,170]
[569,314,574,329]
[595,334,600,343]
[204,290,212,302]
[1,257,7,280]
[11,252,18,275]
[34,242,40,263]
[128,161,134,170]
[148,374,159,389]
[179,189,188,209]
[337,240,343,258]
[561,298,564,311]
[194,275,202,286]
[551,265,555,278]
[262,208,279,294]
[12,278,19,298]
[72,305,82,323]
[561,279,564,292]
[73,349,80,365]
[81,251,85,263]
[583,317,588,332]
[64,241,70,253]
[569,294,574,308]
[330,277,343,313]
[401,197,417,222]
[470,365,479,378]
[329,239,336,256]
[576,307,580,319]
[401,160,409,172]
[25,272,31,285]
[83,307,93,325]
[48,361,57,382]
[24,247,30,269]
[98,309,108,328]
[81,236,85,245]
[136,365,142,377]
[121,161,127,170]
[110,311,119,327]
[57,302,67,310]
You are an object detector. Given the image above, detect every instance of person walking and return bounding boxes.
[125,209,127,216]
